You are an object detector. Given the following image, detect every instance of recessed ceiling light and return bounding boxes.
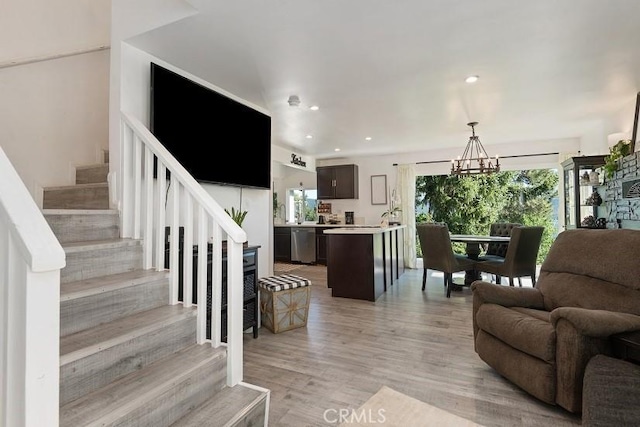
[465,75,479,83]
[365,137,372,141]
[334,148,341,152]
[309,105,319,111]
[306,135,313,139]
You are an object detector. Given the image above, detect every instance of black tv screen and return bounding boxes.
[150,63,271,189]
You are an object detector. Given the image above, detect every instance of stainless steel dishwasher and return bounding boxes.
[291,227,316,263]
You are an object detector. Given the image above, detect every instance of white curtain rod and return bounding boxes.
[393,151,560,166]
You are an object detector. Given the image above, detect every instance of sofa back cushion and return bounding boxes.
[537,229,640,312]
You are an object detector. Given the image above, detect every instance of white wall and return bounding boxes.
[0,51,110,203]
[0,0,110,63]
[0,0,111,202]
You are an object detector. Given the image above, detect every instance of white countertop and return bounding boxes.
[275,222,367,228]
[323,225,406,234]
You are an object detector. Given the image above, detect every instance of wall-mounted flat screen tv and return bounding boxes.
[150,62,271,189]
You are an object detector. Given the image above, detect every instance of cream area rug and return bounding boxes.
[339,386,484,427]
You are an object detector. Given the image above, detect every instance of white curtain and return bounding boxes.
[397,164,416,268]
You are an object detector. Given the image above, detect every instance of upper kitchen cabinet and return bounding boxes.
[317,164,359,199]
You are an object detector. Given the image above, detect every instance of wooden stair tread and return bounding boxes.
[60,305,196,364]
[61,269,169,301]
[61,238,140,253]
[60,344,226,426]
[43,208,117,215]
[171,383,268,427]
[75,163,108,170]
[43,182,108,191]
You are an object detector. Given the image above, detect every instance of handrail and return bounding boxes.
[120,112,246,243]
[0,147,66,271]
[119,111,247,387]
[0,146,65,427]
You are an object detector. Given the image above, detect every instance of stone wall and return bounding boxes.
[603,151,640,228]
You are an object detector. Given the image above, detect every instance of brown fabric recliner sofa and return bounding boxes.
[471,228,640,413]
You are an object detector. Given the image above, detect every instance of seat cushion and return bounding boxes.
[258,274,312,292]
[476,330,556,405]
[475,303,555,362]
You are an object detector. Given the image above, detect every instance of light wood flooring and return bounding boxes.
[243,264,581,427]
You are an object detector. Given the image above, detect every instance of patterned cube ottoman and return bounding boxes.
[258,274,311,333]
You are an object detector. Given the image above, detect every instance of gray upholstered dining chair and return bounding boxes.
[475,226,544,287]
[482,222,521,260]
[478,222,521,282]
[416,223,476,298]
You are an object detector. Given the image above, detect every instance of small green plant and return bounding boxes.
[381,206,402,218]
[604,139,632,179]
[273,192,283,219]
[225,206,248,227]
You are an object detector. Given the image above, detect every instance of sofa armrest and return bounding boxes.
[471,280,545,308]
[471,281,545,344]
[553,310,640,413]
[550,308,640,337]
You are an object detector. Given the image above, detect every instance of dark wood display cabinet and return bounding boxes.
[561,155,606,230]
[164,227,259,341]
[317,164,359,199]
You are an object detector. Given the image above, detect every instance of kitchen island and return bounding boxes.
[324,225,406,301]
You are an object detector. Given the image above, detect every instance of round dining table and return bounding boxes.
[449,234,511,285]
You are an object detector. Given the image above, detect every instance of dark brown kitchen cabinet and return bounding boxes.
[317,164,359,199]
[274,226,291,262]
[315,227,330,265]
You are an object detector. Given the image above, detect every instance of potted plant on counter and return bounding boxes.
[381,189,402,225]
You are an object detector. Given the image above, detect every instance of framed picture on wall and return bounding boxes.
[371,175,387,205]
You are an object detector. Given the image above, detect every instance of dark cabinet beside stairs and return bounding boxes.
[317,164,359,199]
[164,228,259,341]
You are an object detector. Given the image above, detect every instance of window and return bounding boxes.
[286,188,317,223]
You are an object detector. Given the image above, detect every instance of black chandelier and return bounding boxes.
[451,122,500,175]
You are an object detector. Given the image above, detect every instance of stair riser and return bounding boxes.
[60,279,169,336]
[112,356,226,427]
[60,315,197,406]
[43,185,109,209]
[61,244,142,283]
[46,213,118,243]
[76,164,109,184]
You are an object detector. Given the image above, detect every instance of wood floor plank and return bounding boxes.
[242,264,581,426]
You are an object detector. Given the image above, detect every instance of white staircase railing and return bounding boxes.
[119,111,247,387]
[0,146,66,427]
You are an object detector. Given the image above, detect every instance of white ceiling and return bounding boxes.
[128,0,640,160]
